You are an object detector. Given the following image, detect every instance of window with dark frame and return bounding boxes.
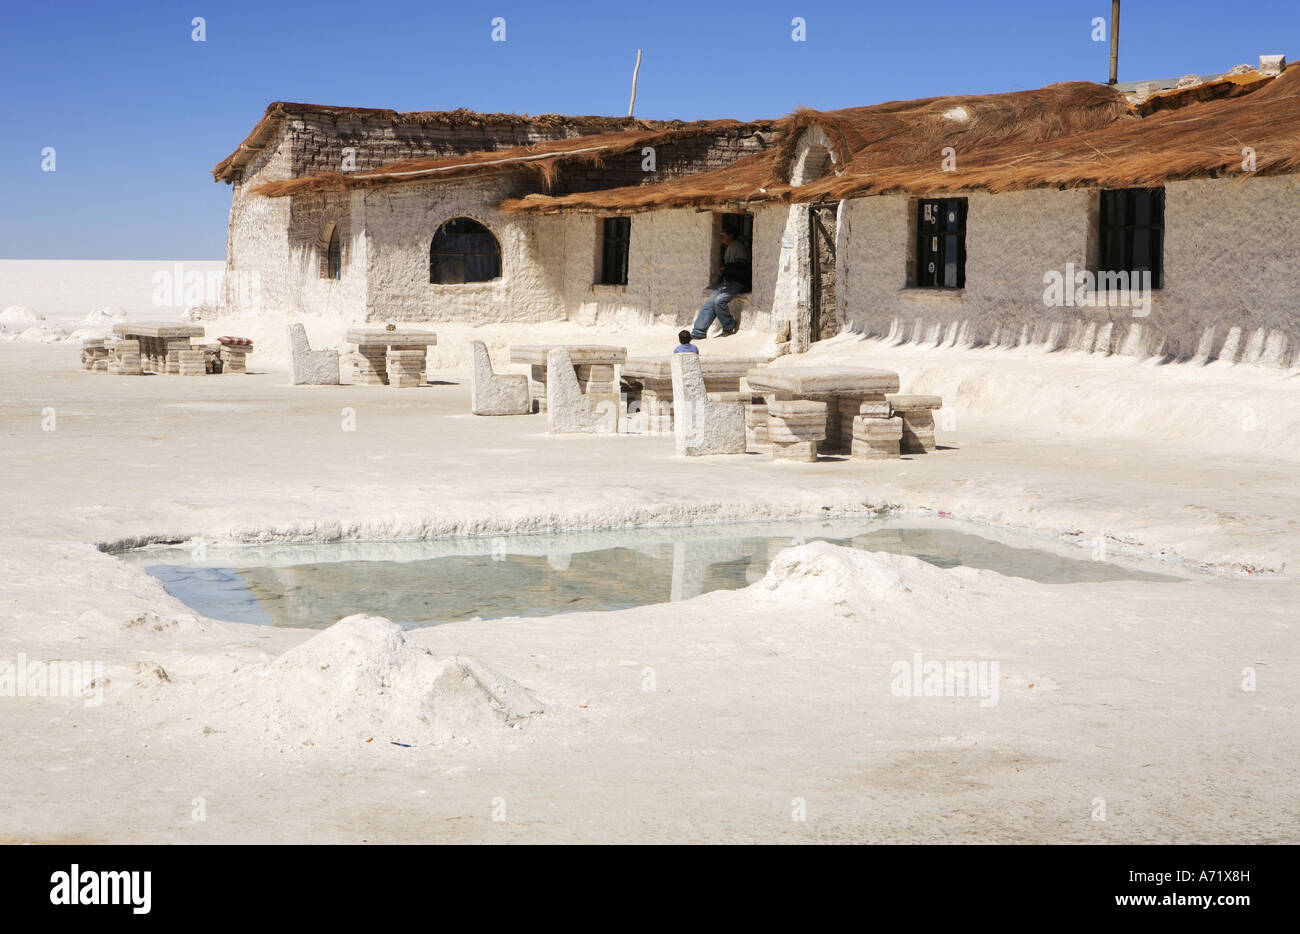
[429,217,502,284]
[915,198,966,289]
[324,227,341,280]
[1098,187,1164,289]
[598,216,631,285]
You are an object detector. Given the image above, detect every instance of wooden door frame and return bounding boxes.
[808,202,838,343]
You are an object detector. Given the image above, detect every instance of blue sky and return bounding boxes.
[1,0,1295,259]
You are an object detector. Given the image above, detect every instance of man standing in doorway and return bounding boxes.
[691,225,750,339]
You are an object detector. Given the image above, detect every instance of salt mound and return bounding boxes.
[84,306,127,325]
[224,614,542,749]
[10,325,68,343]
[760,540,987,613]
[68,326,111,342]
[0,305,43,330]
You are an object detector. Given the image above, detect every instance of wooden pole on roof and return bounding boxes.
[628,49,643,117]
[1108,0,1120,85]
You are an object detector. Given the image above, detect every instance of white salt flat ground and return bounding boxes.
[0,332,1296,843]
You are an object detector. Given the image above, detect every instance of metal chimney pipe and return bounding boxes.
[1108,0,1120,85]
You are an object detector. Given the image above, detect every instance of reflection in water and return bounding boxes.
[135,523,1180,630]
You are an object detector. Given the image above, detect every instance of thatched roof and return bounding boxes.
[213,101,716,183]
[248,120,767,198]
[501,66,1299,214]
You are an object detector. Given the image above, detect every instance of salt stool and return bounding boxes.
[107,339,142,376]
[177,349,206,376]
[81,338,108,371]
[851,415,903,459]
[886,394,943,453]
[766,400,828,462]
[744,397,770,449]
[386,349,426,388]
[217,336,253,373]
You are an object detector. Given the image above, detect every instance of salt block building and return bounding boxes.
[212,55,1299,366]
[212,105,776,325]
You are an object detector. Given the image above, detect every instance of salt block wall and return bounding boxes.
[219,134,296,317]
[838,175,1300,367]
[560,209,711,328]
[220,164,367,319]
[281,109,773,196]
[839,188,1093,351]
[746,205,784,334]
[363,176,563,324]
[287,190,368,318]
[1161,175,1300,365]
[768,203,814,351]
[551,129,774,196]
[289,112,627,177]
[557,207,781,332]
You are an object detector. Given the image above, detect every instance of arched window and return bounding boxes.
[429,217,501,284]
[324,226,341,280]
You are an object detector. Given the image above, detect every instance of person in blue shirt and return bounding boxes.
[673,330,699,354]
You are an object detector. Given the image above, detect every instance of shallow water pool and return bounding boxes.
[116,517,1186,629]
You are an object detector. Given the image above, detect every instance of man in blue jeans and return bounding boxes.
[691,227,750,339]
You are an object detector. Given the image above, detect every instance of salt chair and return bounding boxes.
[287,323,340,385]
[669,352,746,456]
[546,347,618,433]
[470,340,531,415]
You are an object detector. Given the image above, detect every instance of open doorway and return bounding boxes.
[711,211,753,292]
[808,202,838,341]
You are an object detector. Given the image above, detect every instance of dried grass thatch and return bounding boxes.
[501,67,1299,214]
[213,101,724,182]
